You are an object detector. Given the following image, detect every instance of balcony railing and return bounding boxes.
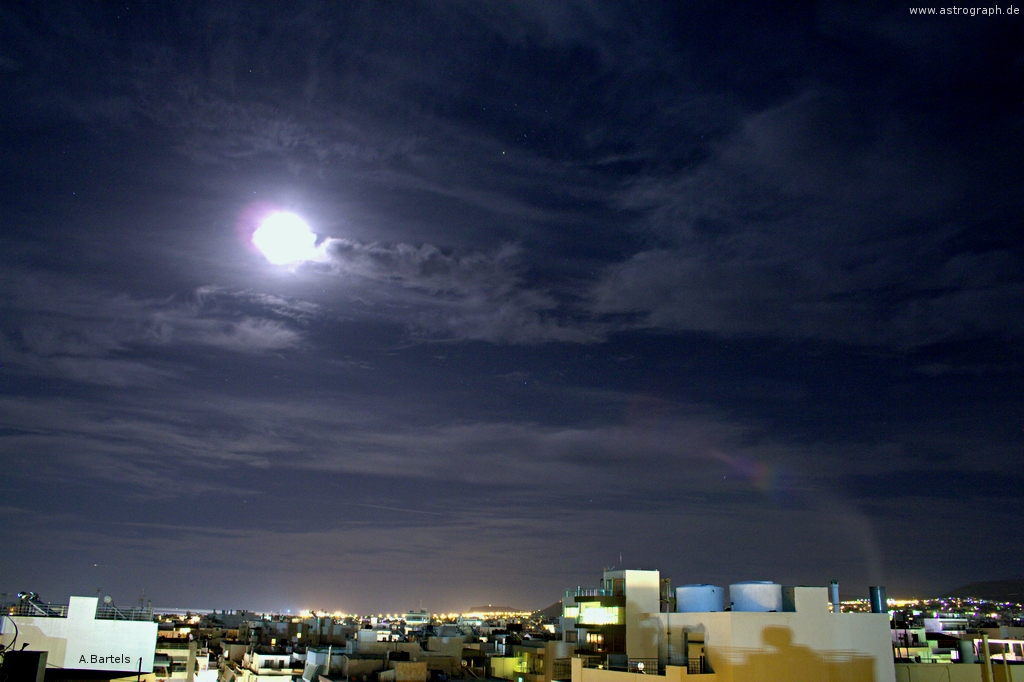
[566,588,614,598]
[552,658,572,681]
[627,659,658,674]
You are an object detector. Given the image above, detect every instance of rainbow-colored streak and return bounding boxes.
[710,449,797,506]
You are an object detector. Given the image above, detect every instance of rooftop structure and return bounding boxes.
[1,595,157,673]
[564,569,895,682]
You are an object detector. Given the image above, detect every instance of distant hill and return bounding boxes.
[536,600,562,618]
[467,605,522,613]
[943,579,1024,601]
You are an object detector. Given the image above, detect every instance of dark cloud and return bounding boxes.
[844,470,1024,501]
[588,87,1024,346]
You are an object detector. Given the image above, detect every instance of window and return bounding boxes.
[577,602,624,626]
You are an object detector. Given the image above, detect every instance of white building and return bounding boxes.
[2,595,157,673]
[403,610,431,628]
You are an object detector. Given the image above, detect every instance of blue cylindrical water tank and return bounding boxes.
[675,584,724,612]
[869,586,887,614]
[729,581,783,612]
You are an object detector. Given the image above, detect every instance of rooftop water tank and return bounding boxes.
[869,586,887,614]
[730,581,783,612]
[676,584,724,612]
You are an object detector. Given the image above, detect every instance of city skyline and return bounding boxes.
[1,3,1021,613]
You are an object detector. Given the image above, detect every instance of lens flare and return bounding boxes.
[252,211,319,265]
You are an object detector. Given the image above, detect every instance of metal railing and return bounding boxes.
[95,604,154,621]
[3,601,153,621]
[4,602,69,618]
[628,659,658,674]
[552,658,572,681]
[567,588,614,598]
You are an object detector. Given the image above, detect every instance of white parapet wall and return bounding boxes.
[1,596,157,672]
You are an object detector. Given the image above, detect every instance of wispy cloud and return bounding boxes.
[0,272,312,385]
[295,238,600,344]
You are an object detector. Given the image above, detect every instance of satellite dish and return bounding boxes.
[103,596,112,604]
[461,660,468,668]
[636,662,644,672]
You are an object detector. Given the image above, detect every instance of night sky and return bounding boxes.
[1,3,1022,614]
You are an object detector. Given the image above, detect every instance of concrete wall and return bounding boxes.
[355,641,423,656]
[407,651,456,675]
[0,596,157,672]
[305,648,345,674]
[245,652,291,672]
[893,663,1002,682]
[425,636,465,660]
[571,657,717,682]
[342,656,385,680]
[408,654,454,677]
[222,643,247,663]
[389,661,428,682]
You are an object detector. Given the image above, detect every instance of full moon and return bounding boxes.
[252,211,320,265]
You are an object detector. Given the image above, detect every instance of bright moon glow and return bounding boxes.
[252,212,320,265]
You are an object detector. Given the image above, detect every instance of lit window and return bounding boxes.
[577,602,624,626]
